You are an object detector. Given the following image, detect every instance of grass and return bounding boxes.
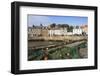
[28,42,87,60]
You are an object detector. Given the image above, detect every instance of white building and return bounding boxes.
[48,27,83,36]
[73,26,83,35]
[48,28,67,36]
[66,32,73,35]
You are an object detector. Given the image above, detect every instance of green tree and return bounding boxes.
[32,24,35,27]
[50,23,56,28]
[67,25,73,32]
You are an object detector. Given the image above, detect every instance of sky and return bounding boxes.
[28,15,88,27]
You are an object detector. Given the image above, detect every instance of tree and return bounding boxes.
[69,26,74,32]
[50,23,56,28]
[76,26,79,29]
[32,24,35,27]
[61,24,67,28]
[40,24,43,27]
[67,25,73,32]
[57,24,69,28]
[40,24,43,29]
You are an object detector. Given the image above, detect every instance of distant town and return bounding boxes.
[28,23,88,41]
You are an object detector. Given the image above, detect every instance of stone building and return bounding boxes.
[28,27,41,38]
[80,25,88,35]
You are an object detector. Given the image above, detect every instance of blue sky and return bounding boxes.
[28,15,88,27]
